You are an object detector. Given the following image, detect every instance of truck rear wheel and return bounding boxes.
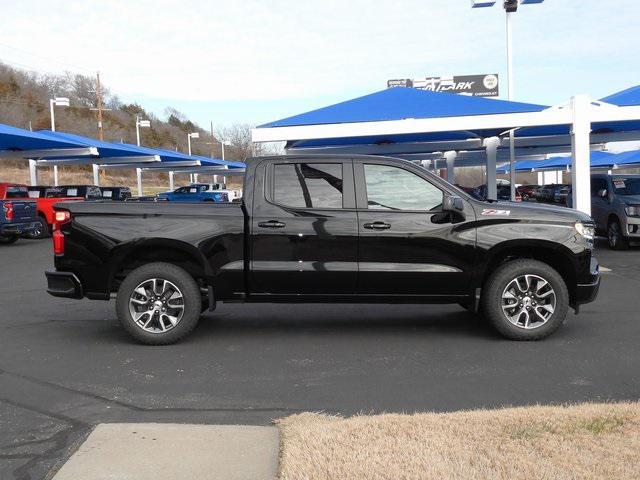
[116,262,201,345]
[482,259,568,341]
[25,214,50,239]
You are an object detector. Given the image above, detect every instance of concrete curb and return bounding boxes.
[52,423,279,480]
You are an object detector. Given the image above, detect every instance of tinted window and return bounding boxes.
[5,186,28,198]
[273,163,343,209]
[87,187,102,199]
[610,177,640,196]
[364,164,442,211]
[591,178,607,195]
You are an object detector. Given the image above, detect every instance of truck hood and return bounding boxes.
[619,195,640,205]
[474,200,592,224]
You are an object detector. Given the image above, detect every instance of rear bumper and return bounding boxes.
[1,221,36,236]
[46,270,83,299]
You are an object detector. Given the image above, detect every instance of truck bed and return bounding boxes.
[54,200,246,299]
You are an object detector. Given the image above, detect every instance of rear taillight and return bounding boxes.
[52,210,71,255]
[3,202,13,221]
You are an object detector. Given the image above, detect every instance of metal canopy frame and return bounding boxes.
[0,147,99,159]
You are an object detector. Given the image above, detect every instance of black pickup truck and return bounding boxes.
[46,155,600,344]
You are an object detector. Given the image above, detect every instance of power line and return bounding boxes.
[0,42,94,74]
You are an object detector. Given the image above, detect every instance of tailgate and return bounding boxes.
[6,200,37,221]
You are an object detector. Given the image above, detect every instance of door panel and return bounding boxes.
[355,161,475,296]
[250,159,358,295]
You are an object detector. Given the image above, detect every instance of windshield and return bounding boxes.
[611,177,640,196]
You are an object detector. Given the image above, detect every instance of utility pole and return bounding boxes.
[210,121,215,158]
[95,72,105,141]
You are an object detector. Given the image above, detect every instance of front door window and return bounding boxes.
[364,164,442,211]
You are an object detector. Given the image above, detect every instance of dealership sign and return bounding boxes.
[387,74,499,97]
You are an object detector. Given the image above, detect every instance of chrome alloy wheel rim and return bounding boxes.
[501,274,556,330]
[128,278,185,333]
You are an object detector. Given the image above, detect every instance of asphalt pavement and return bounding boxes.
[1,238,639,479]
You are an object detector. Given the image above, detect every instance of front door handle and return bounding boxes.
[363,221,391,230]
[258,220,286,229]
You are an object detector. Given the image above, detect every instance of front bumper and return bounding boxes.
[574,256,600,307]
[46,271,83,299]
[575,277,600,306]
[1,221,37,236]
[623,215,640,238]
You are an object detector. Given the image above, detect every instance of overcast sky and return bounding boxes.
[1,0,639,129]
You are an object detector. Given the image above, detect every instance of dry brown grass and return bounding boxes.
[277,402,640,480]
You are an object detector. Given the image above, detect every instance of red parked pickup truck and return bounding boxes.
[0,183,83,238]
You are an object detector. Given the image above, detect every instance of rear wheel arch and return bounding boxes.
[109,239,211,293]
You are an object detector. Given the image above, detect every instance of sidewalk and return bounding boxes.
[52,423,279,480]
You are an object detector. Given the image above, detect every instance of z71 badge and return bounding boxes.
[481,209,511,216]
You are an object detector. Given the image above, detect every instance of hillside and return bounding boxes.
[0,61,266,189]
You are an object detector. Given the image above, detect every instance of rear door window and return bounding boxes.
[273,163,343,209]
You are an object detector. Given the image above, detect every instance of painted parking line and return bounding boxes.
[600,266,612,273]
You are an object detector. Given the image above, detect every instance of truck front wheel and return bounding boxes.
[116,262,201,345]
[482,259,569,340]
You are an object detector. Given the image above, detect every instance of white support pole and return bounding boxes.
[537,171,543,185]
[53,166,59,186]
[213,174,218,184]
[29,159,38,186]
[570,94,592,215]
[444,151,457,184]
[136,168,143,197]
[506,11,516,200]
[194,174,199,183]
[169,171,175,191]
[92,164,100,186]
[484,137,500,200]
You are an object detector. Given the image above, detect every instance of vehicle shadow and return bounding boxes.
[187,304,498,341]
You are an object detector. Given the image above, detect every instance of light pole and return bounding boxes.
[187,132,200,183]
[135,115,151,147]
[49,97,70,186]
[472,0,545,199]
[135,116,151,197]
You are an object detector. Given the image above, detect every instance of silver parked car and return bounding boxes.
[591,174,640,249]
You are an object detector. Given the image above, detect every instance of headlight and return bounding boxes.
[625,205,640,217]
[575,221,595,241]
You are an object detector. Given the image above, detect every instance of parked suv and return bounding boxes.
[591,174,640,249]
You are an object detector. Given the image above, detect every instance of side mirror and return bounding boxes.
[598,189,608,198]
[443,195,464,212]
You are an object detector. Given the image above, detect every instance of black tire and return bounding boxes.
[607,219,629,250]
[25,215,50,239]
[116,262,201,345]
[0,235,19,245]
[482,259,569,341]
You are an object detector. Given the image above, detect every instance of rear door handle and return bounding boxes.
[363,221,391,230]
[258,220,286,229]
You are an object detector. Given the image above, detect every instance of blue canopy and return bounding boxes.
[0,123,89,151]
[36,131,185,161]
[591,149,640,168]
[260,87,548,128]
[514,85,640,139]
[600,85,640,107]
[495,150,640,173]
[496,159,547,173]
